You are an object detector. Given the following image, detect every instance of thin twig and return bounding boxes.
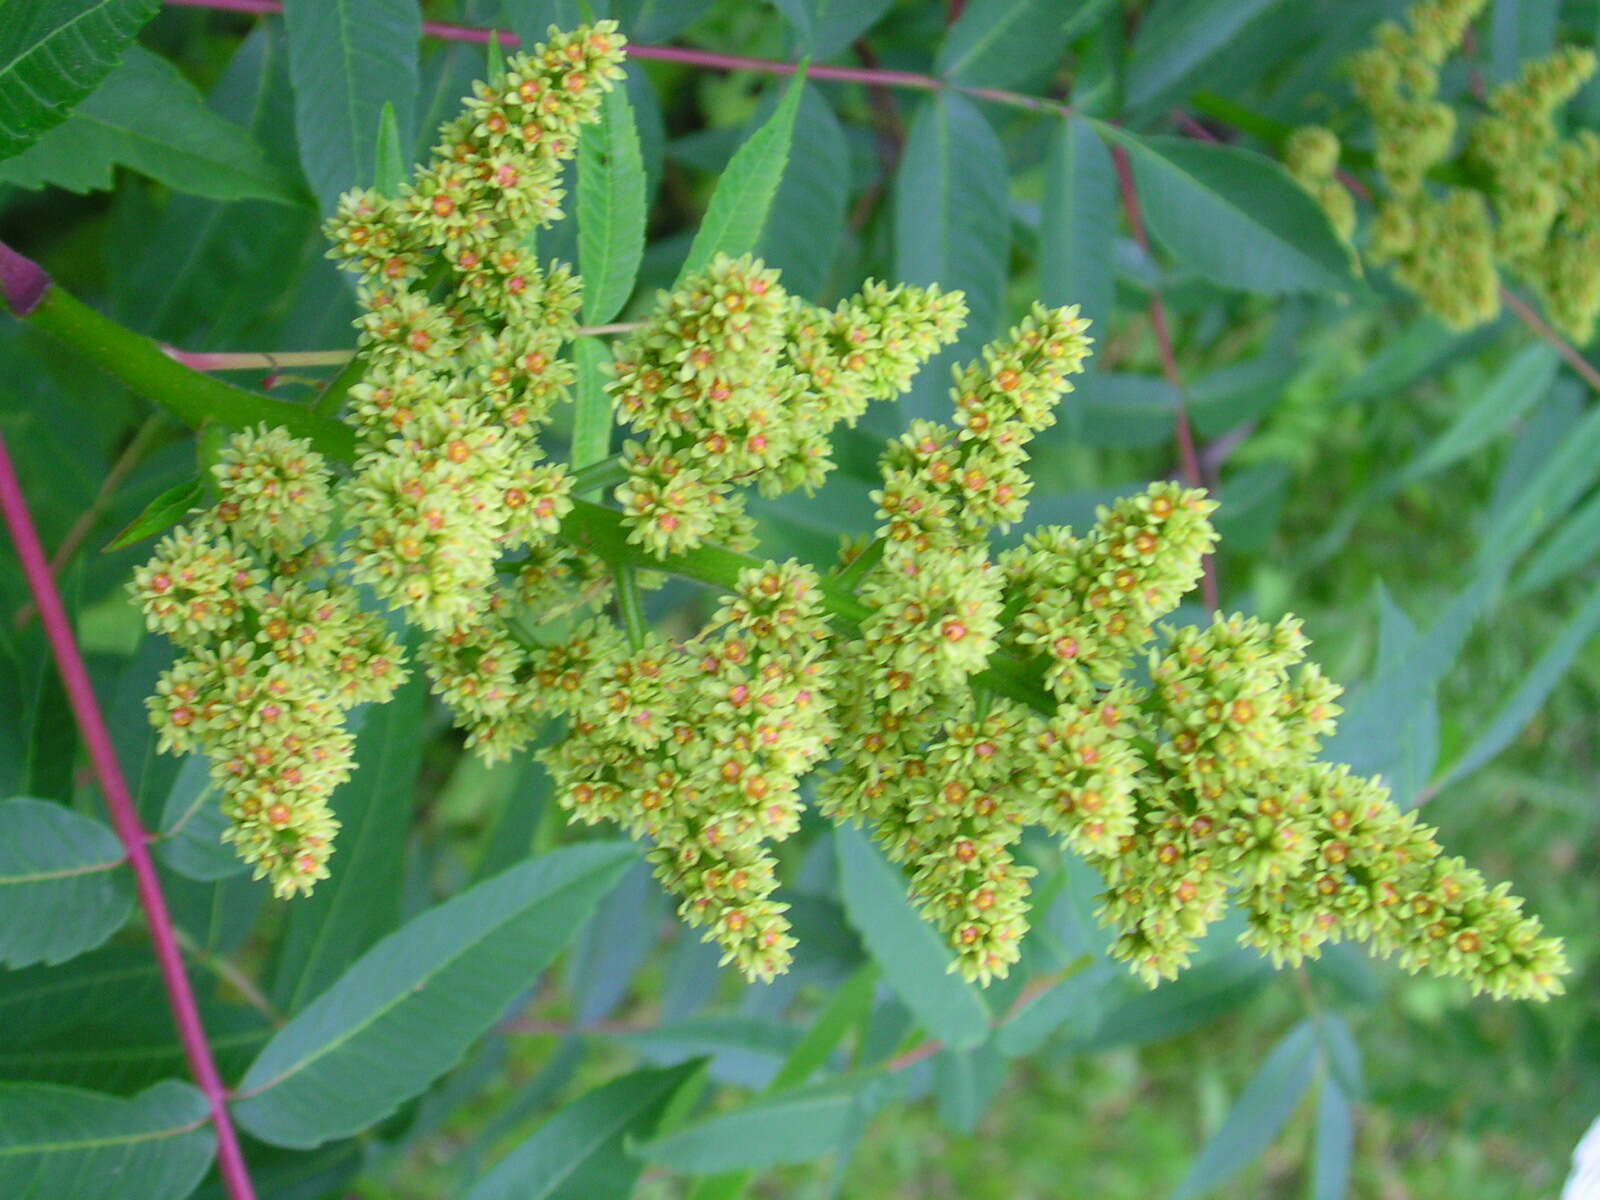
[11,415,165,632]
[0,433,258,1200]
[1499,286,1600,393]
[1109,143,1220,613]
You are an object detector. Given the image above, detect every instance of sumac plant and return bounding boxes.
[0,3,1595,1197]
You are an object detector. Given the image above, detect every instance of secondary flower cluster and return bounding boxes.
[132,427,407,897]
[611,255,965,556]
[1290,0,1600,337]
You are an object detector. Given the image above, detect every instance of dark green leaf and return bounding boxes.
[233,841,636,1148]
[834,826,990,1051]
[634,1075,892,1173]
[1126,0,1284,112]
[569,858,659,1024]
[0,0,159,160]
[757,84,848,300]
[0,46,308,205]
[273,665,428,1012]
[0,1080,214,1199]
[1401,344,1558,485]
[678,68,807,283]
[1088,952,1269,1047]
[1093,126,1354,296]
[465,1063,696,1200]
[1477,400,1600,573]
[771,0,897,57]
[995,962,1110,1057]
[933,1043,1006,1132]
[104,476,204,551]
[894,93,1008,423]
[155,754,242,881]
[1310,1075,1355,1200]
[937,0,1111,88]
[1515,491,1600,596]
[1042,114,1116,333]
[579,81,647,323]
[0,797,132,968]
[615,0,717,41]
[1171,1019,1318,1199]
[283,0,420,212]
[373,100,406,196]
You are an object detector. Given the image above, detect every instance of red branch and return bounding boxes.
[1109,144,1220,613]
[0,433,257,1199]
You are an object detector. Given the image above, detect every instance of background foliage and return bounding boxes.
[1,0,1598,1196]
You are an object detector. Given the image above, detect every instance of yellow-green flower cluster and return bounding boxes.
[131,427,407,897]
[543,562,834,980]
[611,255,964,557]
[1291,0,1600,338]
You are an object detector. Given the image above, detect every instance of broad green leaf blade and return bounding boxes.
[1400,344,1558,485]
[0,797,132,968]
[678,68,807,283]
[995,962,1109,1057]
[757,84,848,299]
[0,46,308,205]
[465,1063,696,1200]
[1171,1019,1319,1199]
[1042,113,1116,333]
[569,858,660,1024]
[0,1080,214,1199]
[283,0,420,213]
[579,81,647,324]
[1477,400,1600,573]
[833,827,990,1051]
[769,963,877,1091]
[1437,583,1600,791]
[1126,0,1283,113]
[633,1075,892,1173]
[771,0,897,57]
[373,100,405,196]
[894,92,1009,424]
[1093,126,1354,296]
[0,0,158,160]
[615,0,718,42]
[1089,951,1270,1048]
[572,337,614,485]
[933,1043,1006,1132]
[1516,491,1600,596]
[1309,1075,1354,1200]
[105,476,204,550]
[273,665,428,1013]
[233,841,636,1148]
[937,0,1112,88]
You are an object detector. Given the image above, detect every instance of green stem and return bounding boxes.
[312,351,369,419]
[9,272,1059,716]
[614,563,648,649]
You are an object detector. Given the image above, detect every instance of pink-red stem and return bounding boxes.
[0,433,257,1199]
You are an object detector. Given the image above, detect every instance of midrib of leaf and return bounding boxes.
[941,1,1031,80]
[0,961,155,1008]
[0,0,133,75]
[237,864,618,1097]
[0,1026,267,1067]
[0,856,125,885]
[335,0,363,183]
[68,104,287,195]
[512,1079,676,1198]
[0,1116,207,1158]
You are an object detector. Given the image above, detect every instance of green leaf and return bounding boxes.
[0,0,159,160]
[0,46,308,205]
[273,664,428,1013]
[1400,344,1559,485]
[0,1080,214,1199]
[283,0,420,213]
[771,0,896,57]
[1436,583,1600,791]
[1516,491,1600,595]
[1309,1074,1355,1200]
[572,337,614,486]
[770,963,877,1091]
[615,0,717,41]
[1092,126,1354,296]
[833,826,990,1051]
[1042,113,1116,333]
[995,962,1109,1057]
[579,80,647,324]
[937,0,1111,88]
[373,100,405,197]
[1089,952,1269,1047]
[1126,0,1284,113]
[486,30,506,81]
[757,84,848,300]
[104,476,204,551]
[1171,1019,1319,1199]
[1477,399,1600,573]
[678,67,807,283]
[232,841,636,1148]
[0,797,132,968]
[894,92,1009,423]
[633,1075,892,1173]
[465,1063,697,1200]
[155,754,242,881]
